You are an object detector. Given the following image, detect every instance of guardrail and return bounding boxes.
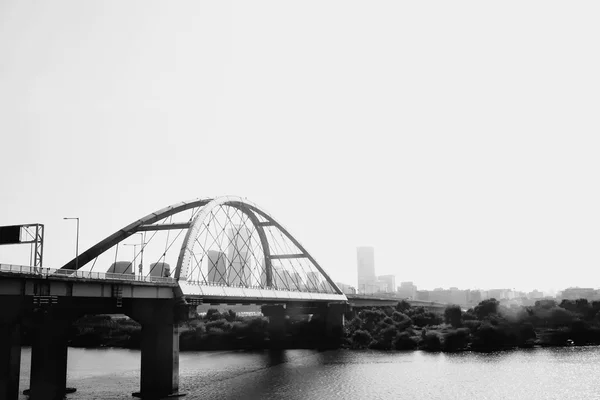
[0,264,176,284]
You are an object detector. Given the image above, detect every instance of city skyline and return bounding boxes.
[2,1,600,294]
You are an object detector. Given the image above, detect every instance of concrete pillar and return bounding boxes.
[128,300,184,399]
[28,315,72,400]
[0,322,21,400]
[261,305,287,346]
[134,322,180,398]
[325,303,346,338]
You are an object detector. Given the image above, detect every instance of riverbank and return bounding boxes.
[344,298,600,352]
[49,297,600,352]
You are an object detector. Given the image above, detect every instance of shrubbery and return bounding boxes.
[343,297,600,352]
[54,297,600,353]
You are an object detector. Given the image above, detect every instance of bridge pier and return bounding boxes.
[324,303,346,338]
[0,296,25,400]
[261,305,287,347]
[0,321,21,400]
[27,313,74,400]
[129,300,183,399]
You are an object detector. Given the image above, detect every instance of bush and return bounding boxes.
[443,328,470,352]
[351,329,372,348]
[394,332,418,350]
[471,322,518,351]
[421,331,442,351]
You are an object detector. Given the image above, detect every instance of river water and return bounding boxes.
[18,346,600,399]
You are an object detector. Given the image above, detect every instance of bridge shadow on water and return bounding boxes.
[182,349,338,400]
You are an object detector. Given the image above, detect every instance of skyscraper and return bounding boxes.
[357,246,376,294]
[207,250,227,284]
[227,226,252,286]
[306,271,321,292]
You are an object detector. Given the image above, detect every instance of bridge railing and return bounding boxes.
[0,263,176,284]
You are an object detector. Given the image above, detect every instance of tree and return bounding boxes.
[444,305,463,328]
[205,309,222,321]
[474,299,499,320]
[396,300,411,313]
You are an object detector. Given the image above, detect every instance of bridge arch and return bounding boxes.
[61,196,342,296]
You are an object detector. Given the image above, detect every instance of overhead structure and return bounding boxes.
[0,223,44,268]
[60,196,345,302]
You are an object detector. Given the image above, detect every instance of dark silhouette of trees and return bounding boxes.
[474,298,499,320]
[444,305,463,328]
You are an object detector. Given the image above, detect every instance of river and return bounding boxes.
[18,346,600,399]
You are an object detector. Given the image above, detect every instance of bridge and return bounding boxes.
[0,196,349,400]
[346,294,448,312]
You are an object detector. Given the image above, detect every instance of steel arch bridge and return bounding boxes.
[59,196,347,303]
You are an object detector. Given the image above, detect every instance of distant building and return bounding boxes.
[416,290,429,301]
[528,289,544,300]
[487,289,512,300]
[377,275,396,293]
[335,282,357,295]
[357,246,376,294]
[467,290,482,306]
[397,282,417,300]
[227,226,251,286]
[429,289,452,304]
[306,271,321,291]
[450,287,468,305]
[272,265,287,289]
[289,272,303,290]
[560,287,599,301]
[207,250,227,284]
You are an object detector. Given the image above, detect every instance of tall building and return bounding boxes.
[272,265,286,289]
[357,246,376,294]
[377,275,396,293]
[227,226,252,286]
[207,250,227,284]
[289,272,303,290]
[306,271,321,291]
[259,259,268,288]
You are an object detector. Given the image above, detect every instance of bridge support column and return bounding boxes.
[324,303,346,338]
[261,305,287,347]
[129,300,183,399]
[310,303,348,348]
[0,322,21,400]
[136,323,180,398]
[27,314,74,400]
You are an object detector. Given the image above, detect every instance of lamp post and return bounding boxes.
[123,243,140,276]
[63,217,80,270]
[135,232,145,277]
[124,233,146,277]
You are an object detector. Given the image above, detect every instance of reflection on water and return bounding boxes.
[18,346,600,399]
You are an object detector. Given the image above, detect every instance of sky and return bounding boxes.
[1,1,600,294]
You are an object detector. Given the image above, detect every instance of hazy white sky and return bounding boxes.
[1,1,599,293]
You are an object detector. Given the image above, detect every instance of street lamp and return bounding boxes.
[123,233,145,277]
[122,243,140,276]
[63,217,79,270]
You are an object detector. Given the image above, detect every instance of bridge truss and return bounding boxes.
[60,196,346,302]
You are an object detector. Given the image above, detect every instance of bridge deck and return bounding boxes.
[0,264,348,303]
